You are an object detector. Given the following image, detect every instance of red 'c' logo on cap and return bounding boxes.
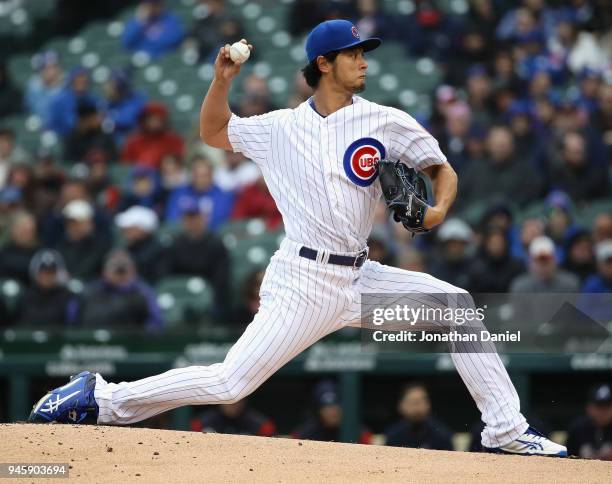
[351,26,359,39]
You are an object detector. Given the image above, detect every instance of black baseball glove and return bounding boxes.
[377,159,432,235]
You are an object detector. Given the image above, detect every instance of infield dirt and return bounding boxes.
[1,423,611,483]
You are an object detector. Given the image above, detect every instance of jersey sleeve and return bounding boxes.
[386,108,447,170]
[227,111,280,165]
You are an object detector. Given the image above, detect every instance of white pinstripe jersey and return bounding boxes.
[228,95,446,253]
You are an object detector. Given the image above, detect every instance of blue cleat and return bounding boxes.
[28,371,99,424]
[485,427,567,457]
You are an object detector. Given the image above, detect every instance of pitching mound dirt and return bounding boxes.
[1,424,611,483]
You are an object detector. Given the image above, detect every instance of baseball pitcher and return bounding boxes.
[29,20,566,456]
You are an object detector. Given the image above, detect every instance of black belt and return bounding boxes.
[299,246,368,268]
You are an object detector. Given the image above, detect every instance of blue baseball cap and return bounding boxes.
[305,20,381,63]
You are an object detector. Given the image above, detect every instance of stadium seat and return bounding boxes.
[219,218,268,241]
[227,230,282,292]
[0,278,23,315]
[156,275,214,328]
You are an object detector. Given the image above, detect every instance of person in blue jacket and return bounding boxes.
[165,157,234,230]
[47,67,100,137]
[122,0,185,59]
[579,240,612,325]
[103,69,147,144]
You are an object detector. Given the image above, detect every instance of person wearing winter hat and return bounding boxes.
[15,249,79,327]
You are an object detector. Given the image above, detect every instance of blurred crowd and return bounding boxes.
[0,0,611,333]
[188,379,612,460]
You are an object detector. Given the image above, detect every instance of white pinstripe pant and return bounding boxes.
[95,238,527,447]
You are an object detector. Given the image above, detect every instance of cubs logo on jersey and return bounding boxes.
[343,137,386,187]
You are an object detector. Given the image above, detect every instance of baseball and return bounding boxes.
[229,41,250,63]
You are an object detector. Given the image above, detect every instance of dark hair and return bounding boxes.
[0,127,15,139]
[301,51,340,88]
[400,381,428,400]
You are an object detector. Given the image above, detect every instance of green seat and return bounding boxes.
[228,230,283,290]
[0,278,23,315]
[576,200,612,227]
[157,223,181,247]
[219,218,268,242]
[109,164,132,186]
[8,54,32,85]
[156,276,214,328]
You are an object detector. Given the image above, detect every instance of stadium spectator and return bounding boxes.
[63,101,118,163]
[562,229,595,284]
[550,132,609,203]
[582,241,612,294]
[190,399,276,437]
[121,102,184,169]
[566,384,612,460]
[122,0,185,59]
[437,101,472,173]
[25,51,63,124]
[490,49,522,96]
[552,17,608,75]
[293,380,372,444]
[14,249,79,327]
[0,128,30,189]
[39,177,112,247]
[397,247,427,273]
[0,187,24,234]
[83,159,121,214]
[428,219,474,290]
[188,0,245,64]
[579,241,612,323]
[159,154,189,197]
[399,0,458,61]
[47,67,101,137]
[459,126,542,209]
[465,64,493,126]
[0,61,22,117]
[165,157,234,230]
[591,84,611,160]
[213,151,259,193]
[231,173,282,230]
[5,163,36,212]
[288,71,313,109]
[31,149,66,211]
[79,249,163,332]
[510,236,580,293]
[164,197,230,316]
[511,217,545,262]
[592,213,612,244]
[115,206,165,284]
[367,234,395,266]
[468,227,524,293]
[236,75,275,117]
[103,69,147,144]
[543,191,578,253]
[230,268,265,328]
[353,0,393,40]
[118,166,164,216]
[287,0,356,37]
[385,382,453,450]
[447,27,492,83]
[0,212,41,285]
[56,199,111,281]
[577,68,603,115]
[505,100,541,162]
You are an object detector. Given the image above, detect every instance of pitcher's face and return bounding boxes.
[331,47,368,93]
